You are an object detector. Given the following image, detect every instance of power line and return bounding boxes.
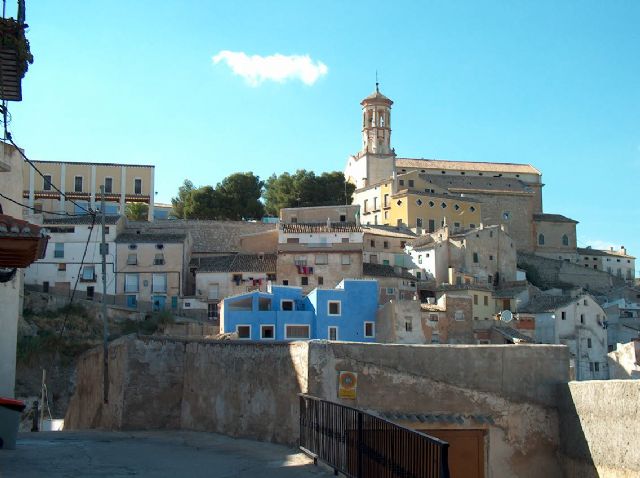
[0,191,90,217]
[4,134,95,216]
[58,213,97,338]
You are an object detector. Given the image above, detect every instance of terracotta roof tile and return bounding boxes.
[195,254,277,273]
[396,158,540,175]
[533,213,578,224]
[363,262,415,280]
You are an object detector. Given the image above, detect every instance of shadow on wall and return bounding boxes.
[64,335,310,446]
[558,380,640,478]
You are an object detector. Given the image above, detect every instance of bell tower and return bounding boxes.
[344,83,396,189]
[361,82,393,155]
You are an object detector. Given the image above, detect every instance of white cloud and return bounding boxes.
[212,50,328,87]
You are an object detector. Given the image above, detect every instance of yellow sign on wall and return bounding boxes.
[338,371,357,400]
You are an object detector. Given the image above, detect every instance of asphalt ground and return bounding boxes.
[0,430,333,477]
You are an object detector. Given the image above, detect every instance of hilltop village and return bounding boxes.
[3,85,640,478]
[2,86,636,383]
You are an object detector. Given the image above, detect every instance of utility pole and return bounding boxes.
[99,186,109,404]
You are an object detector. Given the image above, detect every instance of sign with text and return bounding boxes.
[338,371,357,400]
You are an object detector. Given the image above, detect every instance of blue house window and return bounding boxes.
[364,322,375,338]
[236,325,251,339]
[328,301,341,316]
[260,324,275,340]
[285,325,310,339]
[328,326,338,341]
[281,299,294,311]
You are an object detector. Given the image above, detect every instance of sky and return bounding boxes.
[6,1,640,272]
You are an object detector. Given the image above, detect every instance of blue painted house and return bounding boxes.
[221,279,379,342]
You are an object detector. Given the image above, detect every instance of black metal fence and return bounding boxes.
[299,394,450,478]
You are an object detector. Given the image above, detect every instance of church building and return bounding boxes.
[345,85,550,252]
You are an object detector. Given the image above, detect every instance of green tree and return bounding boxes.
[182,186,222,219]
[171,179,195,219]
[216,172,264,220]
[263,170,354,216]
[124,202,149,221]
[180,172,264,220]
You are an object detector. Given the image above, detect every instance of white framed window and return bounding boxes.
[153,253,165,265]
[341,254,351,265]
[281,299,294,311]
[364,321,375,338]
[124,273,139,292]
[328,326,338,341]
[328,300,341,316]
[54,242,65,258]
[236,325,251,339]
[152,273,167,293]
[127,253,137,265]
[260,324,275,340]
[82,265,95,281]
[285,324,310,339]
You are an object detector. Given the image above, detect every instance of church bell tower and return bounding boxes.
[361,82,393,155]
[344,83,396,189]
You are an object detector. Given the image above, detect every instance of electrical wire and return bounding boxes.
[57,212,97,338]
[0,191,91,217]
[4,134,96,216]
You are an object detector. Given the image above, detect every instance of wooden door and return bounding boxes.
[419,429,485,478]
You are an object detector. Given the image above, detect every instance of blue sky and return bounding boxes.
[8,1,640,270]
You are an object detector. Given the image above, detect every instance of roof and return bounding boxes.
[577,247,635,259]
[396,158,540,175]
[409,235,435,249]
[280,222,362,233]
[363,262,415,280]
[362,224,417,238]
[123,220,277,254]
[28,160,154,168]
[43,215,121,225]
[194,254,277,273]
[116,233,187,244]
[519,294,581,313]
[361,87,393,105]
[0,214,44,238]
[419,174,534,194]
[533,213,578,224]
[492,326,533,343]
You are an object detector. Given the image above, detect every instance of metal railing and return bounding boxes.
[299,394,450,478]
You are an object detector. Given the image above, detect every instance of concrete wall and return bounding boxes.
[558,380,640,477]
[66,336,309,445]
[607,341,640,379]
[306,342,569,478]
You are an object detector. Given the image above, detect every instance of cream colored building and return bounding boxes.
[407,224,518,287]
[578,246,635,281]
[115,231,192,311]
[345,87,544,251]
[22,160,155,220]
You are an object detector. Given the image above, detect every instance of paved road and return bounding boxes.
[0,430,332,477]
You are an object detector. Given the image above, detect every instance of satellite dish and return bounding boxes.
[500,310,513,323]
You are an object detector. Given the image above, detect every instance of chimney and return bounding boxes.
[621,246,627,255]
